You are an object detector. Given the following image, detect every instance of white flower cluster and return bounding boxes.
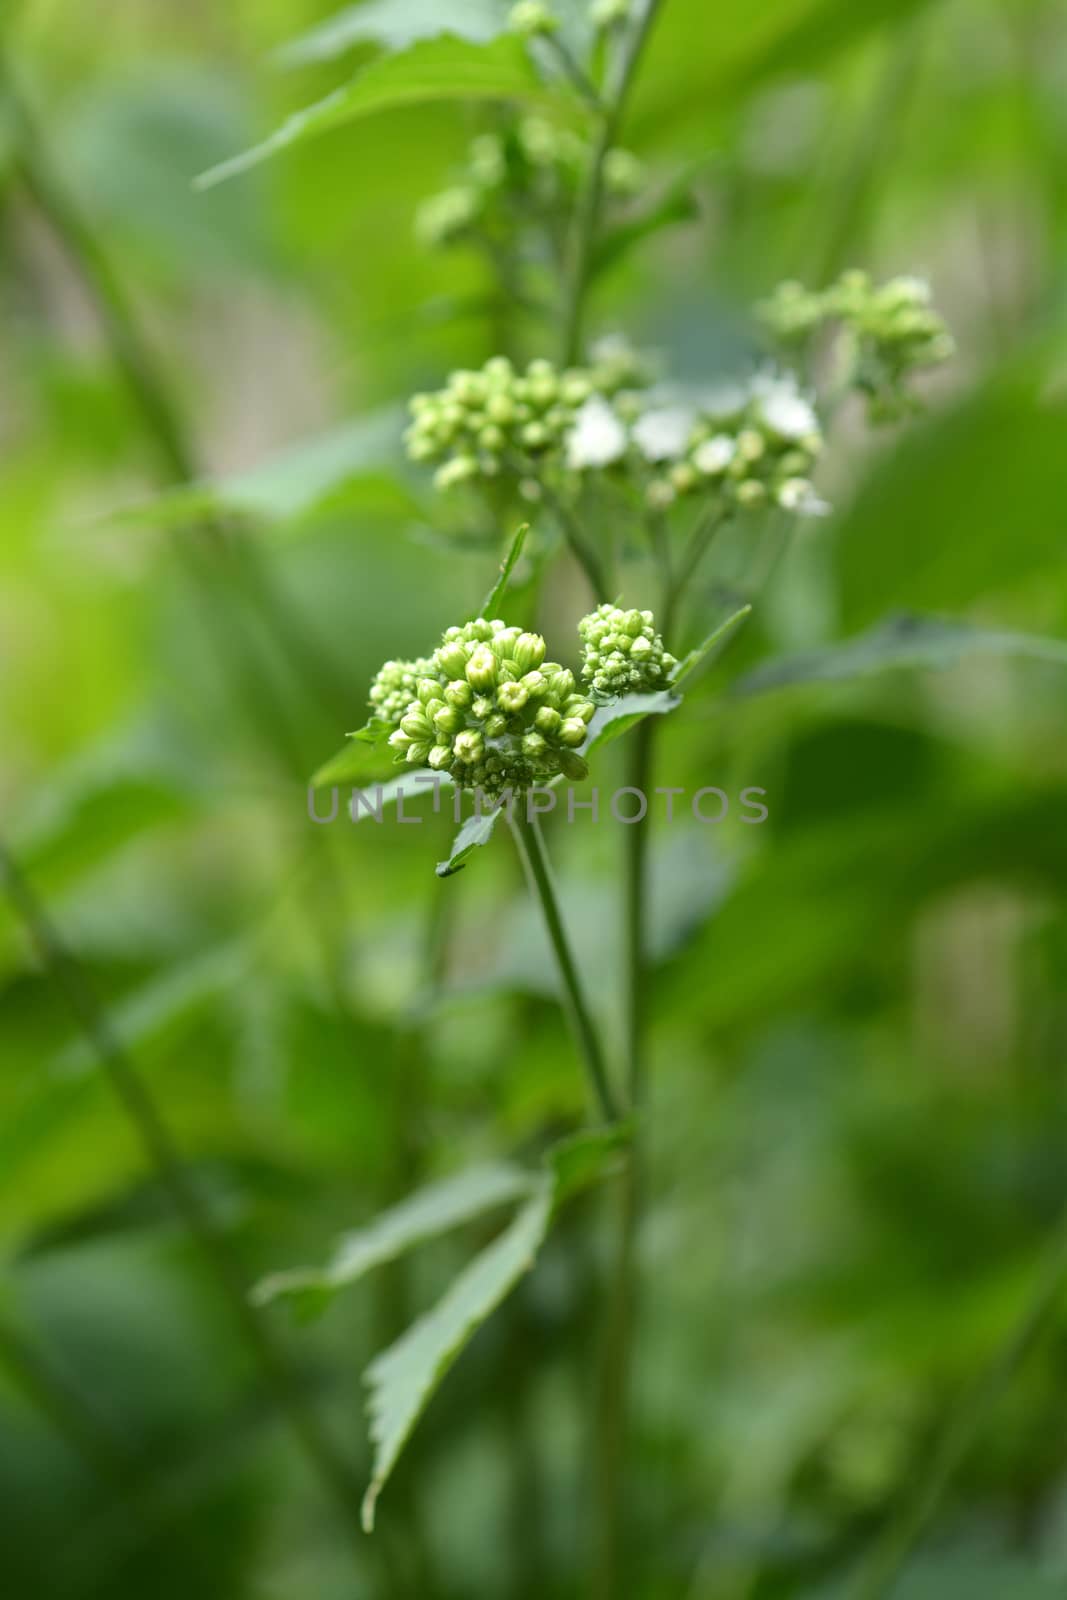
[566,371,828,517]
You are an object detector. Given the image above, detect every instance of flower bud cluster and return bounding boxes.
[368,656,436,728]
[405,353,650,493]
[416,117,645,249]
[385,618,597,799]
[828,270,955,419]
[759,269,954,420]
[578,605,677,697]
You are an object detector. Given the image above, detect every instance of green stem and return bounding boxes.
[541,32,605,111]
[591,714,655,1596]
[508,807,620,1123]
[845,1212,1067,1600]
[0,839,370,1559]
[667,506,730,629]
[561,0,666,364]
[535,475,610,599]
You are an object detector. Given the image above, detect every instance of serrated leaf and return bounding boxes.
[672,604,752,686]
[436,802,505,877]
[583,690,682,757]
[478,522,529,617]
[252,1162,535,1308]
[195,35,544,189]
[733,614,1067,697]
[278,0,509,67]
[359,1126,626,1529]
[362,1180,552,1529]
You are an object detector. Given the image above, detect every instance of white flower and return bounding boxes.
[566,396,627,469]
[751,375,819,440]
[777,477,830,516]
[692,434,736,475]
[632,405,694,462]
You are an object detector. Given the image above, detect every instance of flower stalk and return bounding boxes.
[508,807,621,1124]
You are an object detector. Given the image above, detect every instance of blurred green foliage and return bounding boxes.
[2,0,1067,1596]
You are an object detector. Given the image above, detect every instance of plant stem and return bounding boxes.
[541,32,605,111]
[561,0,666,364]
[846,1210,1067,1600]
[535,476,610,599]
[0,839,370,1560]
[508,807,620,1123]
[591,713,656,1597]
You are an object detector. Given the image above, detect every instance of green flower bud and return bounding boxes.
[406,741,431,764]
[428,744,452,770]
[485,713,509,738]
[498,680,529,713]
[400,710,431,739]
[466,644,497,691]
[534,705,562,735]
[478,424,506,453]
[434,455,479,492]
[454,730,485,764]
[445,679,473,708]
[734,478,767,508]
[522,670,548,697]
[603,148,645,197]
[591,0,629,22]
[522,731,548,759]
[433,704,464,734]
[509,0,558,36]
[472,695,494,719]
[437,642,469,680]
[513,632,546,673]
[486,392,516,425]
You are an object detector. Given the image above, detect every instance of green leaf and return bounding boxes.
[362,1180,552,1529]
[436,802,505,877]
[835,351,1067,627]
[672,603,753,686]
[733,614,1067,697]
[106,409,412,530]
[195,35,545,189]
[252,1161,536,1308]
[478,522,529,617]
[583,690,682,757]
[547,1123,632,1204]
[278,0,510,67]
[311,736,393,789]
[360,1127,625,1529]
